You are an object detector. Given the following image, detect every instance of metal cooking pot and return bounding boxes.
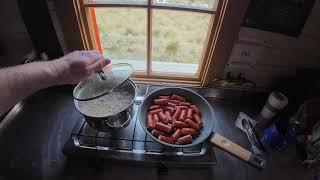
[74,79,137,131]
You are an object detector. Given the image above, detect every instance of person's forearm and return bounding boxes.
[0,50,110,116]
[0,59,67,115]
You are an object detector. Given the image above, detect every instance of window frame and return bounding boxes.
[71,0,249,86]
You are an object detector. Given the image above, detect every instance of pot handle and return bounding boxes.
[210,133,266,169]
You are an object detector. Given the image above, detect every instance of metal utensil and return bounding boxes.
[138,87,266,169]
[97,70,107,80]
[242,118,264,155]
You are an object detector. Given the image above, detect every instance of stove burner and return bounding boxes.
[83,108,132,132]
[104,110,131,128]
[64,96,216,167]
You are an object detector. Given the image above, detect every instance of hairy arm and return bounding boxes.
[0,50,110,116]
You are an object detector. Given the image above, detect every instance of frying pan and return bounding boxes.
[138,87,265,168]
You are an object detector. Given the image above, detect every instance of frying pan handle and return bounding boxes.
[210,133,266,169]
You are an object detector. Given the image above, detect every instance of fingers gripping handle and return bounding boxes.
[210,133,265,169]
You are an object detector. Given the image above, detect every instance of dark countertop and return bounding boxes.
[0,87,318,180]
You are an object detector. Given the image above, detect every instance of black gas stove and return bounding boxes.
[63,87,216,168]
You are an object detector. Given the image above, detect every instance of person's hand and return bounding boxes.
[53,50,110,84]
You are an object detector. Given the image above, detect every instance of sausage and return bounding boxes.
[177,134,193,144]
[171,94,186,102]
[159,111,169,124]
[193,113,202,125]
[151,129,164,138]
[165,111,173,123]
[190,105,200,114]
[173,120,188,128]
[167,102,176,107]
[168,123,176,132]
[148,109,162,115]
[159,95,171,99]
[148,95,200,144]
[185,118,200,131]
[176,106,188,110]
[153,114,160,123]
[178,109,187,121]
[154,99,169,105]
[147,114,154,131]
[154,122,172,133]
[172,108,182,120]
[181,128,198,136]
[169,100,180,105]
[164,106,175,114]
[149,105,160,110]
[171,129,182,140]
[179,102,191,106]
[158,135,175,144]
[186,108,193,119]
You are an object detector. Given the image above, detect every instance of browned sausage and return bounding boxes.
[178,109,187,121]
[176,106,188,110]
[167,102,176,107]
[193,113,202,125]
[173,120,188,128]
[185,118,200,131]
[177,134,193,144]
[164,111,173,123]
[148,109,162,115]
[186,108,193,119]
[158,111,169,124]
[164,106,175,114]
[153,114,160,123]
[190,105,200,114]
[147,114,154,131]
[171,129,182,140]
[151,129,164,138]
[158,135,175,144]
[154,122,172,133]
[168,123,176,132]
[154,99,169,105]
[172,108,182,120]
[171,94,186,102]
[181,128,198,136]
[169,100,180,105]
[159,95,171,99]
[179,102,191,106]
[149,105,160,110]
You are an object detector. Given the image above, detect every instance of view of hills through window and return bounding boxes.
[93,0,217,74]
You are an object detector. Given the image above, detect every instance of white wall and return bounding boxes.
[226,0,320,87]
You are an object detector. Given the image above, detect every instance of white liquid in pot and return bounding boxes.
[76,89,134,117]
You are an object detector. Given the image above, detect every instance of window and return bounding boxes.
[72,0,246,85]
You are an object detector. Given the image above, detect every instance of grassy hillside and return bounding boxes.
[95,6,213,64]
